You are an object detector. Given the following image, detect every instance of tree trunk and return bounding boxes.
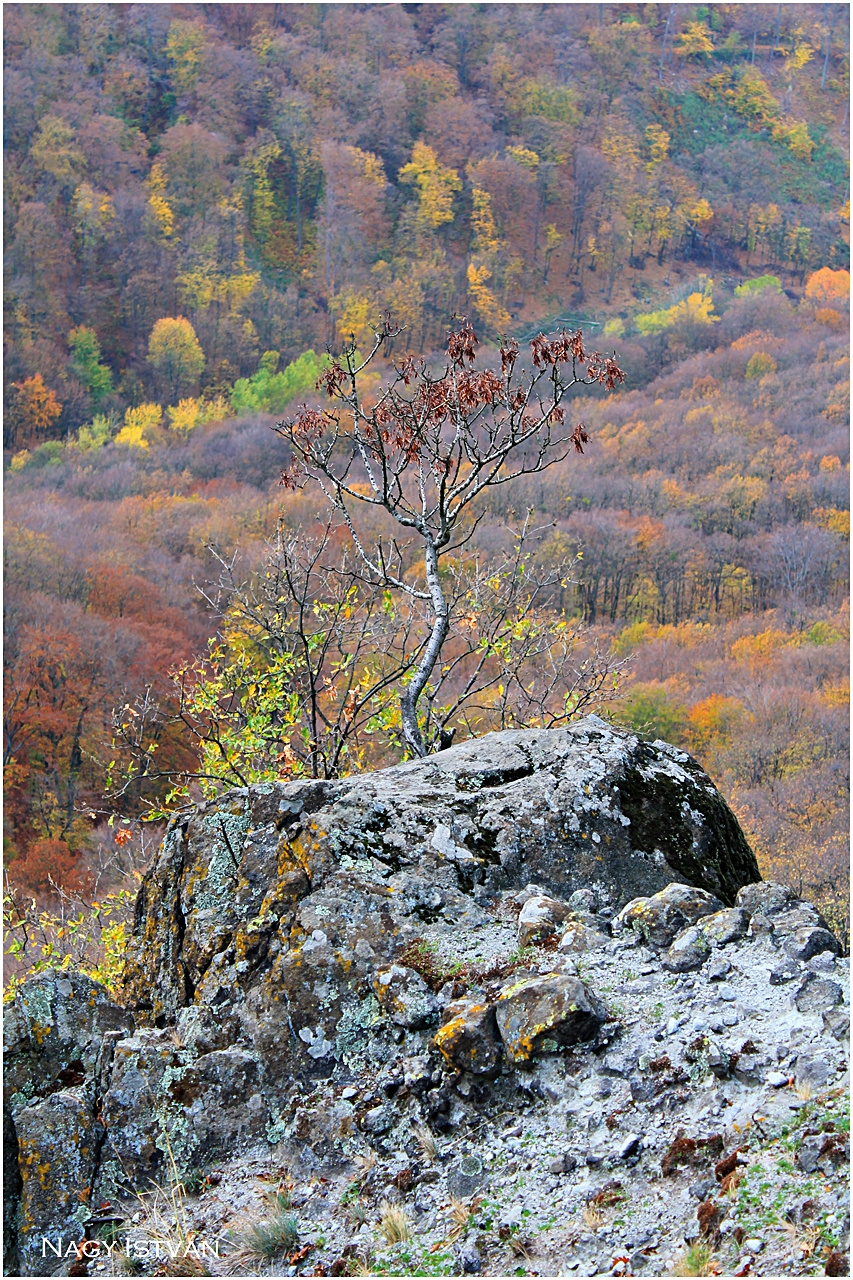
[398,537,449,757]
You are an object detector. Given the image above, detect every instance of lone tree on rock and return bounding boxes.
[276,319,625,758]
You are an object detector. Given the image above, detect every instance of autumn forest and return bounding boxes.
[3,2,850,980]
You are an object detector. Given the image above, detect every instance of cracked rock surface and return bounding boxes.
[5,722,847,1278]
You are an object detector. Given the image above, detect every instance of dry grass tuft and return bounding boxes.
[581,1202,604,1231]
[415,1123,438,1162]
[378,1201,411,1245]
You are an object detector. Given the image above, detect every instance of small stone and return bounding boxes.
[766,1070,790,1088]
[783,927,842,963]
[807,950,838,972]
[517,894,572,946]
[797,1134,824,1174]
[700,907,750,945]
[744,1239,764,1253]
[722,1011,739,1027]
[433,1000,502,1076]
[362,1104,393,1134]
[664,926,711,972]
[823,1008,850,1041]
[794,1053,833,1091]
[716,983,737,1002]
[733,1053,765,1084]
[794,976,843,1014]
[495,972,606,1064]
[371,964,440,1029]
[708,955,731,981]
[618,1133,642,1160]
[458,1240,482,1274]
[447,1154,487,1200]
[770,963,799,985]
[689,1178,716,1200]
[570,887,606,914]
[558,915,610,952]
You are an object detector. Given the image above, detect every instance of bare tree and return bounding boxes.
[275,317,624,756]
[105,518,625,801]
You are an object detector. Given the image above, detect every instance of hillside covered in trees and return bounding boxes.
[3,4,850,965]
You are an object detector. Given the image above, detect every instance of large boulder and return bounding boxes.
[120,720,759,1090]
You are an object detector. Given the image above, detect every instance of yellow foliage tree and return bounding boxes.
[115,403,162,450]
[645,124,670,174]
[398,142,461,228]
[166,398,201,435]
[166,19,206,96]
[147,316,205,400]
[771,118,814,160]
[745,352,777,379]
[783,32,816,71]
[677,20,714,60]
[471,187,501,254]
[506,145,540,173]
[245,140,281,246]
[199,395,231,425]
[146,162,175,242]
[71,183,115,248]
[330,291,374,348]
[812,507,850,539]
[466,262,511,334]
[346,145,386,187]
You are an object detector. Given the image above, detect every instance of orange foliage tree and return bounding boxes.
[804,267,850,306]
[10,837,91,898]
[6,374,62,449]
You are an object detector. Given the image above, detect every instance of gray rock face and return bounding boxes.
[3,971,132,1276]
[14,1091,103,1277]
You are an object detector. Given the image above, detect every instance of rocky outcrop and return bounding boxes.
[119,720,758,1072]
[5,722,846,1278]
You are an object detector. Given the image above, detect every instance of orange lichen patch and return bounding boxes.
[434,1015,466,1061]
[278,831,314,880]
